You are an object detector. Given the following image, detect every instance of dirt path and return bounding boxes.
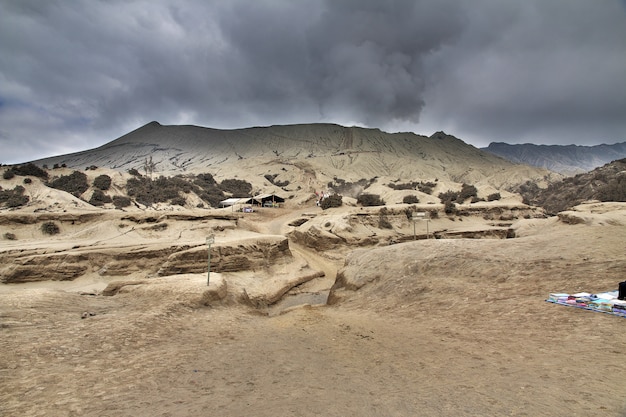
[254,205,320,236]
[249,205,340,313]
[240,205,337,293]
[289,242,337,291]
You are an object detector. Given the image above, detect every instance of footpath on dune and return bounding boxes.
[240,205,340,313]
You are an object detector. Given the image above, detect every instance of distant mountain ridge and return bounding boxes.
[482,142,626,175]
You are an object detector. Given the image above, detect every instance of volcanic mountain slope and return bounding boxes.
[32,122,557,192]
[483,141,626,175]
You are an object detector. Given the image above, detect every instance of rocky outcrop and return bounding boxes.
[0,246,182,283]
[0,236,293,284]
[0,212,105,226]
[289,226,348,251]
[289,205,539,252]
[157,236,292,276]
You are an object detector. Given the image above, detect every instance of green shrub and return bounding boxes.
[457,183,478,203]
[41,221,60,235]
[198,190,225,208]
[597,177,626,202]
[0,185,29,208]
[126,177,151,205]
[518,180,542,205]
[320,194,343,210]
[438,190,458,203]
[7,163,48,179]
[417,181,436,194]
[5,194,29,208]
[357,193,385,206]
[93,174,112,190]
[329,177,376,197]
[112,196,131,209]
[23,178,32,184]
[194,173,217,188]
[379,217,392,229]
[388,181,436,194]
[387,181,418,190]
[403,195,419,204]
[378,208,393,229]
[89,189,112,206]
[128,168,141,177]
[3,232,17,240]
[123,172,253,208]
[487,193,502,201]
[219,179,252,197]
[127,174,219,206]
[3,170,14,180]
[48,171,89,197]
[170,196,187,206]
[444,200,457,214]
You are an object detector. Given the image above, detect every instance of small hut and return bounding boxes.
[255,193,285,208]
[218,197,260,211]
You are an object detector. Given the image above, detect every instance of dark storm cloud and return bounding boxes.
[420,0,626,146]
[217,0,466,126]
[1,0,625,163]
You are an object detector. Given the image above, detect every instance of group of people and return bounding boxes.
[315,190,331,207]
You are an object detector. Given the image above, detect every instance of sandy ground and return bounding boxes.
[1,203,626,417]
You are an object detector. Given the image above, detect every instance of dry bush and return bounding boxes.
[41,221,60,235]
[403,195,419,204]
[93,174,112,190]
[89,189,112,206]
[417,181,436,194]
[444,200,457,214]
[377,207,393,229]
[219,179,252,197]
[0,185,29,208]
[48,171,89,197]
[5,163,48,179]
[329,177,376,198]
[457,183,478,203]
[438,190,459,203]
[112,196,131,209]
[357,193,385,207]
[321,194,343,210]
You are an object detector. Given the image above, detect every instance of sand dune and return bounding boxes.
[1,200,625,416]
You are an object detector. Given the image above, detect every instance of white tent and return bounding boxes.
[218,197,258,208]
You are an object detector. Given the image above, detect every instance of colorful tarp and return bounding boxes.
[546,290,626,318]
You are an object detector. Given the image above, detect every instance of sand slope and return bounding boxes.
[1,202,625,416]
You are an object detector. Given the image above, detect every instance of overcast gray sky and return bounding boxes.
[1,0,626,164]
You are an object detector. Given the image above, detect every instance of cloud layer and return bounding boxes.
[1,0,625,163]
